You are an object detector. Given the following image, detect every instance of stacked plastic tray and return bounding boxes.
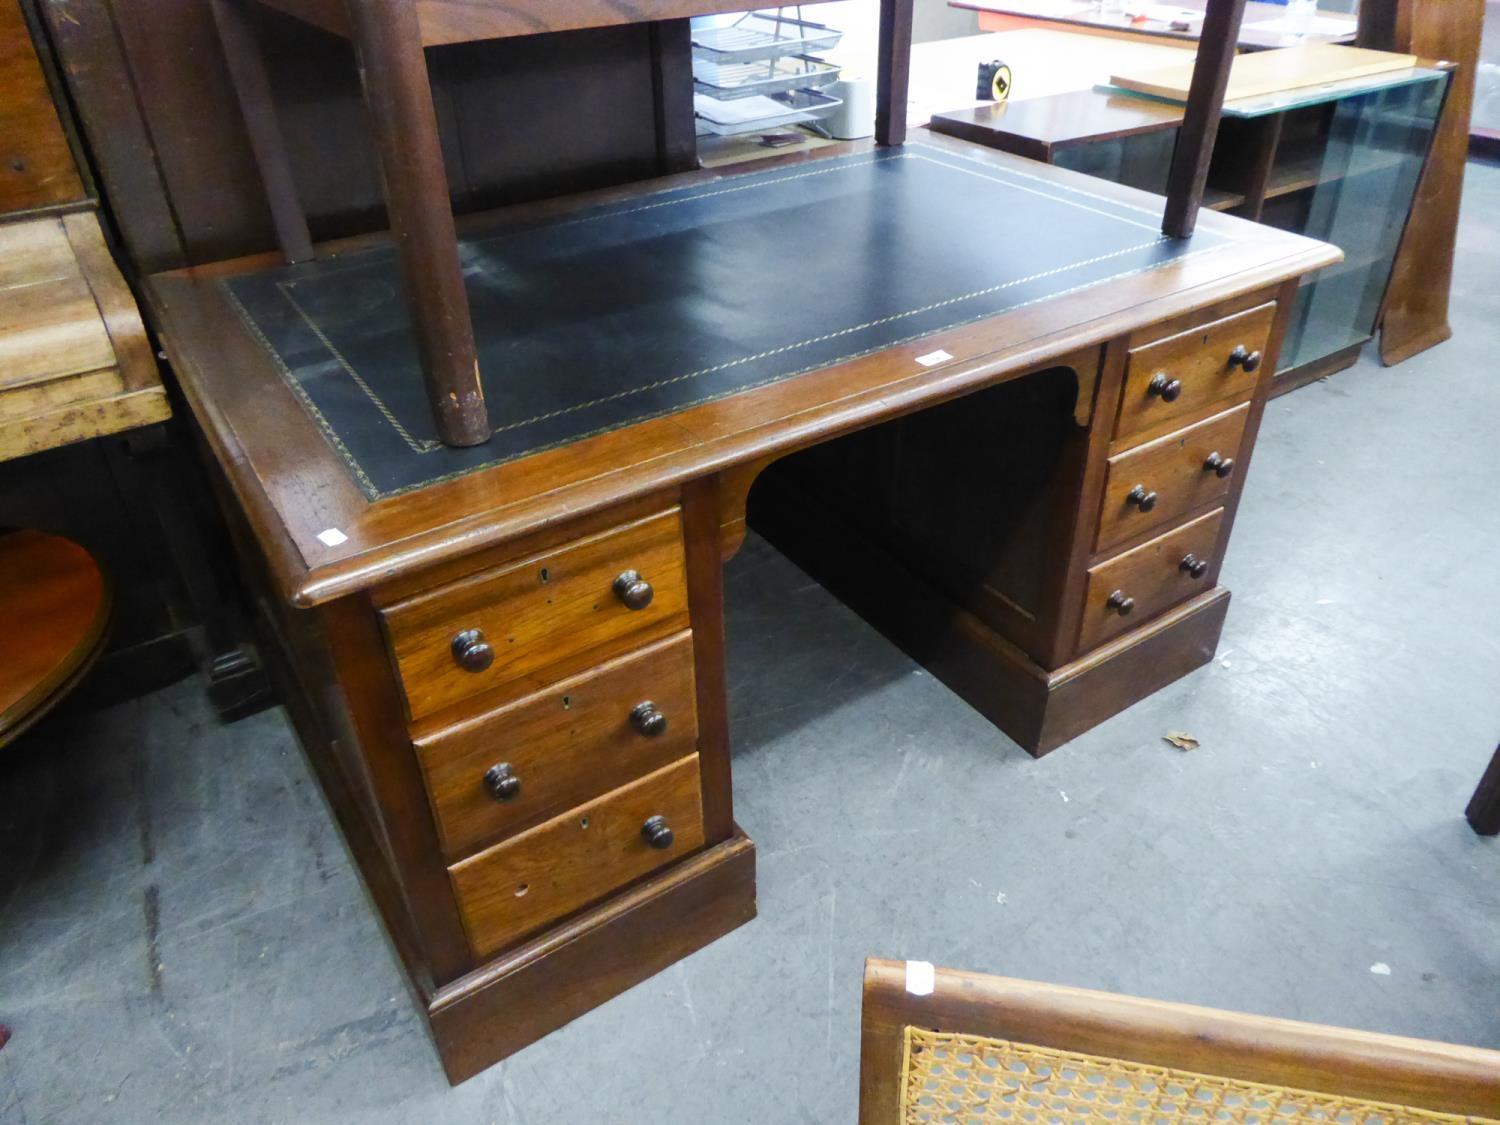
[691,10,844,136]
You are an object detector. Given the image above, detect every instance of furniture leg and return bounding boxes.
[1465,744,1500,836]
[1162,0,1248,238]
[209,0,314,263]
[876,0,915,146]
[345,0,489,448]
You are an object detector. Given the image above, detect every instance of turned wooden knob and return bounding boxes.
[1203,451,1235,479]
[641,815,674,849]
[613,570,654,610]
[1228,345,1262,373]
[483,763,521,801]
[1148,373,1182,402]
[1180,554,1210,579]
[1126,485,1159,512]
[451,628,494,673]
[1106,590,1135,616]
[630,701,668,737]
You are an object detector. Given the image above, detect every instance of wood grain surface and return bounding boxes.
[0,529,111,746]
[414,630,699,860]
[450,754,704,960]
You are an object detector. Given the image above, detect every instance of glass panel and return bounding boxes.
[1259,72,1449,374]
[1054,129,1177,195]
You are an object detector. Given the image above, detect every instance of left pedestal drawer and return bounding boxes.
[450,755,705,960]
[379,508,690,721]
[414,631,699,860]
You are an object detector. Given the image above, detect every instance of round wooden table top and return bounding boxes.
[0,529,111,748]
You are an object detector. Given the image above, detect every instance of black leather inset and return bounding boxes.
[223,145,1220,498]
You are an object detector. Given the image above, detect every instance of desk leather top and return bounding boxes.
[222,143,1226,499]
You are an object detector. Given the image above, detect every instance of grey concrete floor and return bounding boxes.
[4,160,1499,1123]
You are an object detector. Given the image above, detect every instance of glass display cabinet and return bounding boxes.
[931,62,1451,392]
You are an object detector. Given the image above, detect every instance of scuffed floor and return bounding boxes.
[2,160,1497,1123]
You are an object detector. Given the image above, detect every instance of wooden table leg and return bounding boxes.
[346,0,490,448]
[876,0,914,146]
[1162,0,1248,238]
[1465,744,1500,836]
[209,0,313,264]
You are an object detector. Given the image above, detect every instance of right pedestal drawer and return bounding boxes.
[1096,403,1249,552]
[1080,508,1226,652]
[1115,301,1274,442]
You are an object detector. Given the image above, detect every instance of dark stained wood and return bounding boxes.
[1466,744,1500,836]
[378,507,690,721]
[681,473,736,846]
[431,830,755,1084]
[752,471,1232,756]
[260,0,841,45]
[1366,0,1482,365]
[0,0,85,214]
[0,529,111,746]
[413,630,699,859]
[37,0,186,270]
[930,91,1184,163]
[859,960,1500,1124]
[450,754,705,960]
[39,2,684,271]
[875,0,914,147]
[1161,0,1248,238]
[209,0,314,262]
[346,0,487,446]
[649,19,696,175]
[319,595,477,985]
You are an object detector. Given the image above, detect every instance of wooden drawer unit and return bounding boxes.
[1096,403,1249,552]
[1079,508,1225,652]
[1115,301,1275,441]
[380,508,690,720]
[450,755,706,960]
[415,631,700,860]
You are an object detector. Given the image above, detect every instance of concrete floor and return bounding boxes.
[4,159,1499,1123]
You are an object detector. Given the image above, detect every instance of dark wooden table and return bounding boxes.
[949,0,1358,51]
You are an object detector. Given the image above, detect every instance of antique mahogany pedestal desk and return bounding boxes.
[148,135,1335,1080]
[141,0,1336,1078]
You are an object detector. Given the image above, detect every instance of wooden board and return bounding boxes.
[1111,43,1416,103]
[0,212,169,460]
[0,0,85,213]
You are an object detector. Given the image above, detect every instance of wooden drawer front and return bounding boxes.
[1096,403,1249,552]
[1080,508,1225,652]
[381,509,690,720]
[1116,302,1275,441]
[451,755,705,960]
[416,631,700,860]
